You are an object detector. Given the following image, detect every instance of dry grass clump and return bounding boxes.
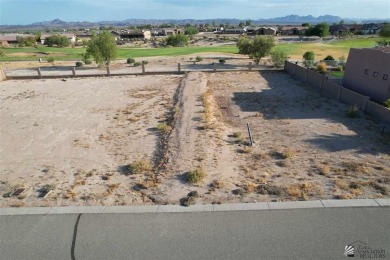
[287,184,302,197]
[201,90,212,127]
[318,165,331,176]
[335,179,349,190]
[257,185,286,196]
[211,179,225,189]
[347,105,359,118]
[343,161,369,173]
[252,152,271,161]
[281,149,297,159]
[136,176,160,190]
[187,168,207,184]
[370,182,388,195]
[106,183,120,195]
[241,146,253,154]
[127,160,152,175]
[285,182,323,199]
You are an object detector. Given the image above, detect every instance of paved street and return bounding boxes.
[1,207,389,260]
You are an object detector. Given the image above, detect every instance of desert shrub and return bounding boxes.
[47,57,55,63]
[219,58,226,64]
[232,132,242,138]
[127,160,151,175]
[187,168,206,184]
[195,56,203,62]
[317,62,327,73]
[335,179,349,191]
[180,191,199,206]
[324,55,335,60]
[134,62,141,66]
[85,59,92,65]
[127,57,135,64]
[347,105,359,118]
[336,65,343,72]
[142,60,148,65]
[75,61,83,67]
[384,99,390,108]
[270,49,288,67]
[156,122,171,134]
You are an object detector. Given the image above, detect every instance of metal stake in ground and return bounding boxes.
[247,122,253,146]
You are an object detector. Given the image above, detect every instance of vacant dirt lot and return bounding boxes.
[0,75,182,207]
[1,71,389,207]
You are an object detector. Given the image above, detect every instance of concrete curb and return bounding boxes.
[0,199,388,216]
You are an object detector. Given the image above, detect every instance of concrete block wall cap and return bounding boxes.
[321,199,380,207]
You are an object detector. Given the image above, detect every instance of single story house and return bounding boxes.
[280,26,307,35]
[343,47,390,103]
[152,28,183,36]
[0,33,33,46]
[111,30,151,40]
[329,24,350,36]
[75,31,93,41]
[220,28,245,34]
[360,23,383,35]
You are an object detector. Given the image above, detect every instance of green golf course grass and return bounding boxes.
[0,37,381,62]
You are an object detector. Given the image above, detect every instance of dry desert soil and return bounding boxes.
[0,69,389,207]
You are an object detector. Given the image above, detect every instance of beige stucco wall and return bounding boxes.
[344,48,390,103]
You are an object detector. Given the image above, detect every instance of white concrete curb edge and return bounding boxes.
[0,199,388,216]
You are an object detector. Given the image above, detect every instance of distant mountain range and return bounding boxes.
[1,15,389,31]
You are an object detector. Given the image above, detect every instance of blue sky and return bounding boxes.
[1,0,389,25]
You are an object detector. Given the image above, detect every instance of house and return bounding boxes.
[361,23,383,35]
[75,31,93,42]
[220,28,245,34]
[256,27,277,35]
[343,47,390,103]
[329,24,350,36]
[280,26,307,35]
[40,33,76,44]
[111,30,151,40]
[165,28,183,36]
[244,26,277,35]
[0,33,32,46]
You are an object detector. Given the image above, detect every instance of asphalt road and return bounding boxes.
[1,207,389,260]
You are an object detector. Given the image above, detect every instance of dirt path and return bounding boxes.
[167,72,207,173]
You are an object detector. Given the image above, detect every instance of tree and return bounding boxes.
[237,35,275,64]
[184,26,199,37]
[245,20,252,26]
[86,31,117,65]
[0,49,5,57]
[45,35,70,47]
[239,22,245,27]
[270,49,288,67]
[236,36,252,55]
[306,23,330,37]
[379,24,390,38]
[302,23,310,27]
[17,36,36,47]
[166,34,189,47]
